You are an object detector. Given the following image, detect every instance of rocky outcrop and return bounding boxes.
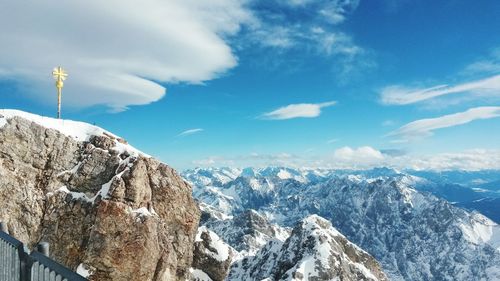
[228,215,388,281]
[0,110,200,281]
[191,227,233,281]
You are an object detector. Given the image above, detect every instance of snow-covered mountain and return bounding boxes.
[228,215,388,281]
[184,167,500,281]
[201,208,290,257]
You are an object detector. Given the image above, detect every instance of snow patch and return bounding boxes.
[52,186,93,202]
[131,207,154,217]
[277,169,292,180]
[459,214,495,245]
[353,262,379,281]
[196,226,230,262]
[76,263,91,278]
[189,268,213,281]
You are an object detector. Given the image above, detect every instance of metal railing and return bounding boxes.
[0,222,87,281]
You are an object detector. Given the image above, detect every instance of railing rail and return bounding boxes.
[0,223,87,281]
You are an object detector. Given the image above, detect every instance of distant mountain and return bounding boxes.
[184,167,500,281]
[184,167,500,221]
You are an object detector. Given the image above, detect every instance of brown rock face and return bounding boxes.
[0,115,200,281]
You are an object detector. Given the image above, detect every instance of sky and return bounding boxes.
[0,0,499,171]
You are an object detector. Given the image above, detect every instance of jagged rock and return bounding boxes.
[202,208,290,256]
[192,227,233,281]
[0,110,200,281]
[228,215,388,281]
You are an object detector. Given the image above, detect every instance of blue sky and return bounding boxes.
[1,0,499,170]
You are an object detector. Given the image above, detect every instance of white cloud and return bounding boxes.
[389,106,500,141]
[191,148,500,171]
[0,1,252,111]
[177,128,204,137]
[261,101,336,120]
[380,74,500,105]
[333,146,385,165]
[400,149,500,171]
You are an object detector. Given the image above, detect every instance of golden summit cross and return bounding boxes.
[52,66,68,119]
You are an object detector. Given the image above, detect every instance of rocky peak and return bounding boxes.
[201,208,290,257]
[228,214,388,281]
[0,110,200,281]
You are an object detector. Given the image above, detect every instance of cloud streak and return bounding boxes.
[191,147,500,171]
[177,128,204,137]
[389,106,500,141]
[261,101,336,120]
[380,74,500,105]
[0,1,252,111]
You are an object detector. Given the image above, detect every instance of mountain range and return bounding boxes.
[183,167,500,280]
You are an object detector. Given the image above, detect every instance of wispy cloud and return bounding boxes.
[177,128,204,137]
[382,120,396,127]
[389,106,500,141]
[261,101,336,120]
[241,0,371,78]
[327,138,339,144]
[380,75,500,105]
[463,47,500,75]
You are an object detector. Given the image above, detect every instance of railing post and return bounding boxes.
[19,245,30,281]
[36,242,50,257]
[0,222,8,234]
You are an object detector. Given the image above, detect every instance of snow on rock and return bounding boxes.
[277,169,292,180]
[459,212,500,251]
[76,263,92,278]
[189,268,213,281]
[0,109,148,158]
[193,227,234,281]
[195,226,230,261]
[200,209,291,258]
[228,214,388,281]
